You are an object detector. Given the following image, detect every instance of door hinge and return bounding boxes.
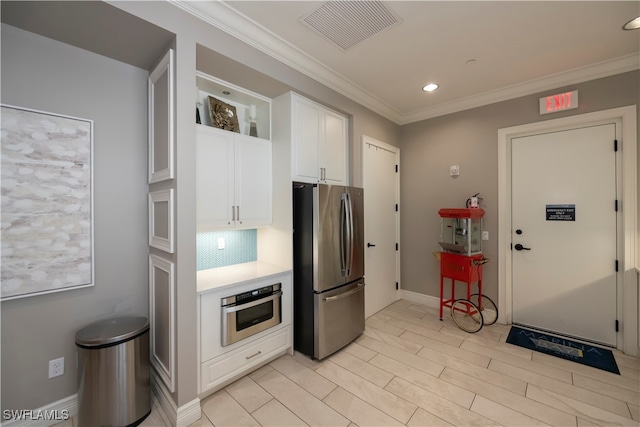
[614,140,618,152]
[395,282,399,290]
[615,260,619,272]
[395,204,398,212]
[395,243,399,251]
[395,165,398,173]
[615,320,619,332]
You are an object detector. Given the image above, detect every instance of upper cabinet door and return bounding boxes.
[196,126,235,229]
[292,96,321,182]
[321,109,347,185]
[148,49,174,184]
[289,93,348,185]
[196,125,272,230]
[234,134,272,228]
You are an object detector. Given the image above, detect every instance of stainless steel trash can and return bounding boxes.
[76,317,150,427]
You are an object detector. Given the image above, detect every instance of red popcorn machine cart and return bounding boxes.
[437,208,497,332]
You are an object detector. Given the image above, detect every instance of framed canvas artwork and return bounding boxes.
[1,105,94,300]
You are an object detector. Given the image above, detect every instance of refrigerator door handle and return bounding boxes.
[323,283,364,302]
[340,193,348,275]
[346,192,354,275]
[340,192,353,276]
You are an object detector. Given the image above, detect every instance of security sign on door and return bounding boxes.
[511,123,618,346]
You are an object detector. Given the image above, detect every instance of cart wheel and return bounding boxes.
[450,299,484,333]
[470,293,498,326]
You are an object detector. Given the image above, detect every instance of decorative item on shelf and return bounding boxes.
[249,104,258,137]
[196,102,202,124]
[208,96,239,133]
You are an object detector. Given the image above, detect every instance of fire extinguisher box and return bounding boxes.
[438,208,485,256]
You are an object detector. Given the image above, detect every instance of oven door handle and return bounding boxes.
[221,291,282,313]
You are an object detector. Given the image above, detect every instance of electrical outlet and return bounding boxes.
[48,357,64,378]
[450,165,460,176]
[482,231,489,241]
[217,237,225,250]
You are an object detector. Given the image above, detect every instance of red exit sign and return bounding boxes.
[539,90,578,115]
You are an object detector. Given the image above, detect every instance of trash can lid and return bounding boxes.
[75,316,149,347]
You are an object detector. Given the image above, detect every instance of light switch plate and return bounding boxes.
[217,238,225,250]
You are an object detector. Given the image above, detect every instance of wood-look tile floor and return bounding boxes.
[188,299,640,427]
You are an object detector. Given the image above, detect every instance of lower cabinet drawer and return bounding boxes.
[200,326,290,394]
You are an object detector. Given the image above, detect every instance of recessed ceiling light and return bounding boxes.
[622,16,640,30]
[423,83,439,92]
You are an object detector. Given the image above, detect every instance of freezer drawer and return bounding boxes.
[314,280,365,359]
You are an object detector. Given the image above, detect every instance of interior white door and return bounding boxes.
[363,137,399,318]
[511,123,618,346]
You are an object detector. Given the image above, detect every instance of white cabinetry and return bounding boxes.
[196,125,272,230]
[280,92,348,185]
[198,269,292,395]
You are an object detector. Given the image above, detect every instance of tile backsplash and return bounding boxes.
[197,229,257,271]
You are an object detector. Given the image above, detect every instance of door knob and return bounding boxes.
[367,243,376,247]
[514,243,531,251]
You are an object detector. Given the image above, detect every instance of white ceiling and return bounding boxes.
[180,0,640,124]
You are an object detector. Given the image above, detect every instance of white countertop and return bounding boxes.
[197,261,291,294]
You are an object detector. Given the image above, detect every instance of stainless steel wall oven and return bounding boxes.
[221,283,282,346]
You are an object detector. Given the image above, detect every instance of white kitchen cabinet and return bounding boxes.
[287,92,348,185]
[198,267,292,395]
[196,125,272,230]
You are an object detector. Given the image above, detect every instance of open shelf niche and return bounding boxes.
[196,71,271,140]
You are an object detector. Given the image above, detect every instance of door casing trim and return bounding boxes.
[498,106,637,354]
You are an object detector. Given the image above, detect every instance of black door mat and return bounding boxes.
[506,326,620,375]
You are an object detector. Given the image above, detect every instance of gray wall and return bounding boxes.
[0,1,401,411]
[1,24,149,411]
[3,0,635,413]
[399,70,640,302]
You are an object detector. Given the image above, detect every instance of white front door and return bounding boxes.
[511,123,618,346]
[363,136,399,318]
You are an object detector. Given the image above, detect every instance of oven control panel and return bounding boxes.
[222,283,281,306]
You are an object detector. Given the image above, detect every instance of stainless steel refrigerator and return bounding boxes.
[292,182,365,360]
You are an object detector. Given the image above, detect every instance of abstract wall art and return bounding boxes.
[1,105,94,300]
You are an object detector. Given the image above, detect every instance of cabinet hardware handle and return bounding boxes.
[246,351,262,360]
[237,206,241,223]
[232,206,236,221]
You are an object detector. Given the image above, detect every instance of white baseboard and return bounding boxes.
[151,370,201,427]
[0,372,201,427]
[0,394,77,427]
[398,289,440,308]
[398,289,500,324]
[177,399,201,427]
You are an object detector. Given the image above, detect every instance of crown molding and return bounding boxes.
[173,0,639,125]
[400,53,640,125]
[172,0,403,122]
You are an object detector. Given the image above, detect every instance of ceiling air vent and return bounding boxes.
[301,1,401,51]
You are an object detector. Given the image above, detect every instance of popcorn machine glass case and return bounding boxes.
[438,208,485,256]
